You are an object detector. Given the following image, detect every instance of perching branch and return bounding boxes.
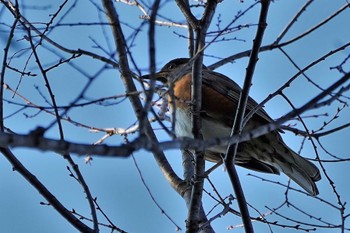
[0,68,349,158]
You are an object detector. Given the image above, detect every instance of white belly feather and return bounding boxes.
[174,109,231,153]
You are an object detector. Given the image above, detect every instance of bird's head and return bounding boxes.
[141,58,207,85]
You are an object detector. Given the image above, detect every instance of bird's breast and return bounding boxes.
[173,108,193,138]
[172,108,231,154]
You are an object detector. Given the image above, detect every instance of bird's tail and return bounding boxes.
[276,146,321,196]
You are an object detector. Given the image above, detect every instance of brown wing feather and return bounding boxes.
[201,69,273,127]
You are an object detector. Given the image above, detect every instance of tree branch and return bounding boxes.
[101,0,184,195]
[225,1,270,233]
[0,148,94,233]
[185,1,218,232]
[1,68,349,160]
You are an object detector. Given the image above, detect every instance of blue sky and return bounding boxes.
[1,1,350,233]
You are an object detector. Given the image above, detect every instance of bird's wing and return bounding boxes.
[201,69,274,127]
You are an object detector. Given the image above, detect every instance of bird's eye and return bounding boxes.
[168,63,175,70]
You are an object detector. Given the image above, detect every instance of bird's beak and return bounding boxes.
[141,71,168,84]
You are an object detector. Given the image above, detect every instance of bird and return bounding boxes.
[141,58,321,196]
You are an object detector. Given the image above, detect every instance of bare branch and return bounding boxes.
[101,0,183,195]
[0,148,94,233]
